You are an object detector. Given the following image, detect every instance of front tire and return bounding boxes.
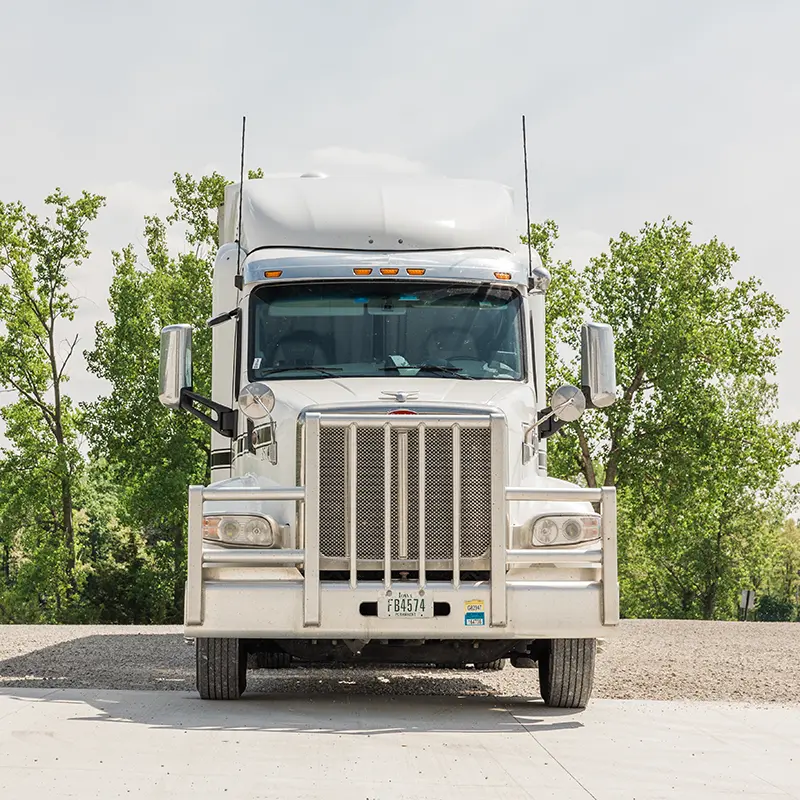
[196,638,247,700]
[538,638,596,708]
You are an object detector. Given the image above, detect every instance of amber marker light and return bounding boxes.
[380,268,400,275]
[353,268,373,275]
[264,270,283,278]
[406,269,426,276]
[494,272,512,280]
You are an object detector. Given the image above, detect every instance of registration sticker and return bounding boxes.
[252,357,262,369]
[464,599,485,626]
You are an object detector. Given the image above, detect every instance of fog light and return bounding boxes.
[203,515,279,548]
[528,515,601,547]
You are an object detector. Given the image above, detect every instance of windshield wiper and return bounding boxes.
[380,364,474,380]
[258,365,343,377]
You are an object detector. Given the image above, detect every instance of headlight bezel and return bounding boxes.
[525,514,601,548]
[202,514,281,548]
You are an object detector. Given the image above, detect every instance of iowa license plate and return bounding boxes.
[379,590,433,618]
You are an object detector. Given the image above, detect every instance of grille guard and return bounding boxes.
[186,410,619,631]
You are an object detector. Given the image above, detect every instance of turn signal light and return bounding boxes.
[380,268,399,275]
[406,268,426,276]
[264,270,283,278]
[353,268,373,276]
[494,272,512,280]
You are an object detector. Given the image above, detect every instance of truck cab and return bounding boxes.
[158,174,619,708]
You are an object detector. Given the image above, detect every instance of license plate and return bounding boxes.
[379,591,433,618]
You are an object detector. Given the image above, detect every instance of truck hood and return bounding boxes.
[219,377,594,525]
[264,376,537,418]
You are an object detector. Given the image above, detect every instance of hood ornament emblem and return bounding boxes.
[380,390,419,403]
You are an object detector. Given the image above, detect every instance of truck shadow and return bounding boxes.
[0,633,586,735]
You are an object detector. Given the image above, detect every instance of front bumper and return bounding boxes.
[189,577,613,640]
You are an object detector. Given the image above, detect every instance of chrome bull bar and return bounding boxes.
[186,420,618,629]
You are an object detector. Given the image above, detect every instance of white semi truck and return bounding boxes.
[158,174,619,708]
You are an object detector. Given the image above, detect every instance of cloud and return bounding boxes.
[307,147,428,176]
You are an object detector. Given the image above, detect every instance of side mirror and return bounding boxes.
[550,384,586,422]
[581,322,616,408]
[159,324,193,409]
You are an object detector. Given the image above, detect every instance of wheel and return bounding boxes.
[250,650,292,669]
[196,638,247,700]
[538,638,596,708]
[475,659,505,671]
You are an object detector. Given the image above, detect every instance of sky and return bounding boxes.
[1,0,799,464]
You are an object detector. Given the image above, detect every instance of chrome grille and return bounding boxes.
[317,422,493,564]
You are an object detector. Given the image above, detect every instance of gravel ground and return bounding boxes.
[0,620,798,703]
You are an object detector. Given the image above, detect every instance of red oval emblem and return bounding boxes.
[388,409,417,415]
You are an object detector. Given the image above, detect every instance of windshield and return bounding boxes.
[248,281,524,381]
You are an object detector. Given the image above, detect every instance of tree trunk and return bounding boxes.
[49,326,76,596]
[575,423,597,487]
[60,476,76,592]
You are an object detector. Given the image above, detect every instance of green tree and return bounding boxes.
[524,217,796,619]
[82,171,239,616]
[0,189,104,605]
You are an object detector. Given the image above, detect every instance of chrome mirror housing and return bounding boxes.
[158,324,192,409]
[581,322,617,408]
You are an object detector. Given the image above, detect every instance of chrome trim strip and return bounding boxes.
[490,411,507,627]
[318,413,492,428]
[418,423,426,589]
[186,485,204,626]
[601,486,620,625]
[397,430,409,559]
[505,487,602,503]
[452,424,461,590]
[384,423,392,590]
[244,257,528,288]
[203,549,305,566]
[203,487,306,502]
[506,549,601,565]
[303,413,321,626]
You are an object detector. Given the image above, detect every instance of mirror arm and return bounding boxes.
[207,308,241,328]
[581,386,599,410]
[537,407,567,440]
[179,388,237,438]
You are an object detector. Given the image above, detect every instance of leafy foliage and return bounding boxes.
[81,172,231,618]
[0,189,104,614]
[756,595,796,622]
[524,218,798,619]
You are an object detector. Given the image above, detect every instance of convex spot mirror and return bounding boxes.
[159,324,193,409]
[581,322,617,408]
[550,384,586,422]
[238,382,276,421]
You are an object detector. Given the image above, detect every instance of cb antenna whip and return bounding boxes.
[521,114,532,274]
[236,115,247,279]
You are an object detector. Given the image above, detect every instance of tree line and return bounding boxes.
[0,172,797,624]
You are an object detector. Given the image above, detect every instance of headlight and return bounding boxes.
[202,515,279,547]
[529,515,600,547]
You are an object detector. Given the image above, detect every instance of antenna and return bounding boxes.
[236,115,246,279]
[521,114,532,274]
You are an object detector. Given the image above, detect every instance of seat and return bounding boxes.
[423,327,480,362]
[270,331,332,366]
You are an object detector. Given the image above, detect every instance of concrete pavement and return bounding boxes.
[0,688,797,799]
